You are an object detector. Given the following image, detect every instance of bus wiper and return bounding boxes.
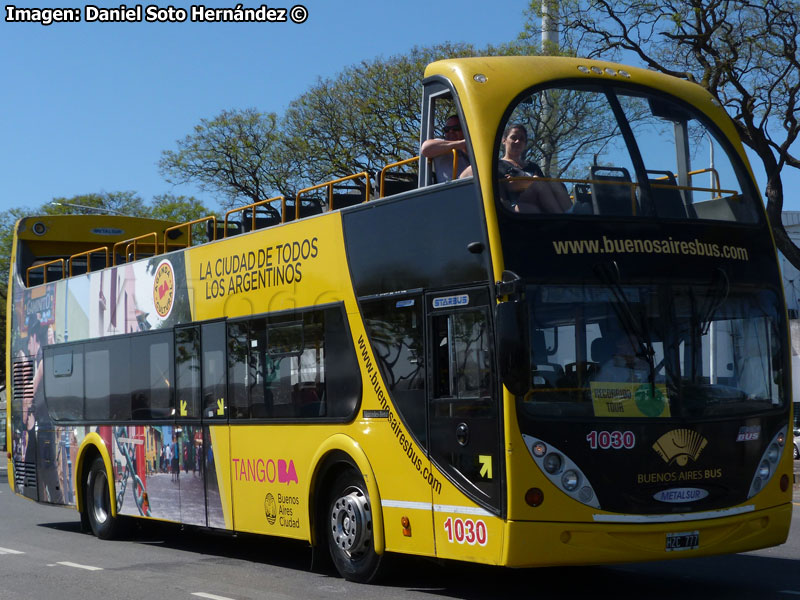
[697,268,729,335]
[593,261,655,366]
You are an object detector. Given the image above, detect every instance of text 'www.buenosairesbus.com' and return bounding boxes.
[552,235,750,261]
[4,4,310,26]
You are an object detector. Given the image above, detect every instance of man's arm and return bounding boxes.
[420,138,466,158]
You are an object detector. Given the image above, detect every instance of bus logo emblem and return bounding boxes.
[652,429,707,467]
[433,294,469,309]
[153,259,175,319]
[264,493,277,525]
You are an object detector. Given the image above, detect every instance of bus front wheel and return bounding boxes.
[326,469,383,583]
[85,456,120,540]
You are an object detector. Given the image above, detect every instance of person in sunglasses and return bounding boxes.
[421,114,471,183]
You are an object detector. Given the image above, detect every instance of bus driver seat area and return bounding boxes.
[531,330,563,387]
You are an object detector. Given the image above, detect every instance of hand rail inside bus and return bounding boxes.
[224,196,285,231]
[163,215,217,250]
[26,258,65,287]
[379,156,419,198]
[507,175,737,214]
[25,168,740,288]
[296,172,371,214]
[113,232,159,266]
[688,167,722,197]
[68,247,110,276]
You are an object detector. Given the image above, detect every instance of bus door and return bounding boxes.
[174,321,228,529]
[426,287,503,516]
[200,320,229,529]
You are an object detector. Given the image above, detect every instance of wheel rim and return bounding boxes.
[91,470,109,525]
[330,487,372,557]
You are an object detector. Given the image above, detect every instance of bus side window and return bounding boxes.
[361,295,426,446]
[227,321,250,419]
[44,344,84,421]
[175,326,201,418]
[85,340,130,421]
[130,332,173,420]
[202,322,227,419]
[223,306,359,421]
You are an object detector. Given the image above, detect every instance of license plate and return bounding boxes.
[665,531,699,552]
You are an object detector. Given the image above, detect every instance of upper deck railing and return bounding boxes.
[22,154,426,287]
[23,152,737,287]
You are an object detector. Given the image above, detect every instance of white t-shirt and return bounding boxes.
[433,151,470,183]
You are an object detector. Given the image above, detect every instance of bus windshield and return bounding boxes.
[496,83,761,222]
[521,284,785,419]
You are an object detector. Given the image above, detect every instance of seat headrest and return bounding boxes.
[591,337,615,364]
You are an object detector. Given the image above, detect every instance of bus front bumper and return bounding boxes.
[502,502,792,567]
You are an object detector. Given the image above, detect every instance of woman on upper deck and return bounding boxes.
[498,124,572,214]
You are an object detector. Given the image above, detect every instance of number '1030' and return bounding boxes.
[443,517,488,546]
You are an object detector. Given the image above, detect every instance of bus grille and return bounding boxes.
[12,359,35,406]
[13,460,37,488]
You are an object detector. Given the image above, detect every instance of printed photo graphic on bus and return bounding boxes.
[109,424,225,528]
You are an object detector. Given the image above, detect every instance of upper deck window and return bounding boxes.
[496,84,760,223]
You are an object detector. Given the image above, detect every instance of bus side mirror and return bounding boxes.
[496,299,530,396]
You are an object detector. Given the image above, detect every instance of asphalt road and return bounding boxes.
[1,456,798,600]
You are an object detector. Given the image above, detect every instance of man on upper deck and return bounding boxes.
[420,114,471,183]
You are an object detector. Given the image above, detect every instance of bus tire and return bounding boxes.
[85,456,119,540]
[326,469,383,583]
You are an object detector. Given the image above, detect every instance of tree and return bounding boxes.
[149,193,213,244]
[522,0,800,266]
[149,193,210,222]
[159,108,288,209]
[280,43,511,192]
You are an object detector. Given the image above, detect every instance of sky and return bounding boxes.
[1,0,798,214]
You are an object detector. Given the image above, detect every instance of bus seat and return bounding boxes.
[330,193,365,210]
[284,197,324,221]
[532,330,563,387]
[208,220,242,241]
[293,385,324,417]
[591,336,615,365]
[381,173,417,197]
[646,170,696,219]
[590,166,635,216]
[242,206,282,232]
[569,183,594,214]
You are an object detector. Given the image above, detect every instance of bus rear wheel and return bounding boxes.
[326,469,383,583]
[85,456,120,540]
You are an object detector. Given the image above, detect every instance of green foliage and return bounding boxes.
[280,42,535,193]
[159,108,286,209]
[523,0,800,267]
[149,193,210,222]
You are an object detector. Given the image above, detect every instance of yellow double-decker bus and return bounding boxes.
[5,57,794,582]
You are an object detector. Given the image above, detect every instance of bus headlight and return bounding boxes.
[766,443,780,463]
[543,453,563,474]
[747,426,787,499]
[562,470,580,491]
[522,434,600,509]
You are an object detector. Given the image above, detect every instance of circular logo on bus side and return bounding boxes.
[264,493,277,525]
[153,259,175,319]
